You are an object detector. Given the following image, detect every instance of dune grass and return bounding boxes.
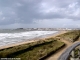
[57,30,80,42]
[14,40,64,60]
[0,38,64,60]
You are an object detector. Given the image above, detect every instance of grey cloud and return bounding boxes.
[0,0,80,28]
[0,0,43,24]
[38,0,80,19]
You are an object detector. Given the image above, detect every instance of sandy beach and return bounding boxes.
[0,31,67,50]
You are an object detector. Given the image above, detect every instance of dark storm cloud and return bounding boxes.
[0,0,42,24]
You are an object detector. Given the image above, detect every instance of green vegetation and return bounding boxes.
[69,48,79,59]
[0,38,65,60]
[57,30,80,42]
[74,49,79,58]
[1,30,79,60]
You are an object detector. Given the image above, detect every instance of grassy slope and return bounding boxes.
[15,40,64,60]
[57,30,80,42]
[0,38,64,60]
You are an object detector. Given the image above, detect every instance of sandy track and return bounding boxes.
[45,38,73,60]
[46,37,80,60]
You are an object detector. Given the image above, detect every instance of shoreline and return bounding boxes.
[0,31,68,50]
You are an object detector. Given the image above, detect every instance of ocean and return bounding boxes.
[0,29,58,46]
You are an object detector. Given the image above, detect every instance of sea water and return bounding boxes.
[0,29,58,46]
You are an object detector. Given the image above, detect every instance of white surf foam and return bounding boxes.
[0,31,58,46]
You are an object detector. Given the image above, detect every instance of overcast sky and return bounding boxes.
[0,0,80,29]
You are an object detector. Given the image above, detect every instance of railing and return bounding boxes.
[58,42,80,60]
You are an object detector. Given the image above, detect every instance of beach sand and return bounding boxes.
[0,31,68,50]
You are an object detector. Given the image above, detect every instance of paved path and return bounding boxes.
[58,41,80,60]
[46,37,80,60]
[45,39,73,60]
